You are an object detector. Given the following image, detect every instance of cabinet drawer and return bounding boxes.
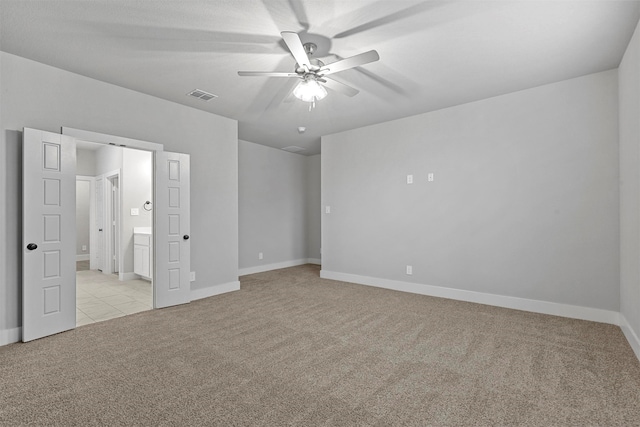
[134,234,150,246]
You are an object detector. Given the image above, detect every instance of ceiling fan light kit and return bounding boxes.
[293,76,327,102]
[238,31,379,105]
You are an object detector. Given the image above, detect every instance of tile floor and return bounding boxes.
[76,270,152,326]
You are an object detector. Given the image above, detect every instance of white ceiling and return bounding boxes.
[1,0,639,155]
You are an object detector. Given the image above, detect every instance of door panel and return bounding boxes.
[155,151,190,308]
[23,128,76,342]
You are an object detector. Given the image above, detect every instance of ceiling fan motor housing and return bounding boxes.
[295,43,324,74]
[304,42,317,56]
[295,60,325,75]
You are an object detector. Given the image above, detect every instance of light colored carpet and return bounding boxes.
[1,264,639,426]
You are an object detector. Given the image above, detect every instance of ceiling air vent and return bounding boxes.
[187,89,218,101]
[281,146,305,153]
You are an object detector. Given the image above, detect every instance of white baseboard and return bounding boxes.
[239,259,310,276]
[307,258,322,265]
[620,314,640,362]
[76,254,90,261]
[191,281,240,301]
[320,270,620,326]
[1,327,21,346]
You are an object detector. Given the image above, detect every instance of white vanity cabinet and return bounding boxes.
[133,228,152,280]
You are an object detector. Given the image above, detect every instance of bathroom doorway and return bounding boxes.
[75,142,153,326]
[23,127,191,341]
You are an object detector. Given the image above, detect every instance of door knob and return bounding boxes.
[26,243,38,250]
[183,235,190,240]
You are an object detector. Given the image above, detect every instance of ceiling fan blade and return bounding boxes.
[333,2,444,39]
[321,78,359,97]
[287,0,310,30]
[238,71,299,77]
[328,53,407,95]
[281,31,311,68]
[78,22,283,54]
[320,50,380,75]
[261,0,309,34]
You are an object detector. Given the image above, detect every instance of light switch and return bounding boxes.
[428,173,434,182]
[325,206,331,214]
[131,208,139,216]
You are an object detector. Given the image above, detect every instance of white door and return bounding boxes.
[23,128,76,342]
[97,171,120,276]
[155,151,190,308]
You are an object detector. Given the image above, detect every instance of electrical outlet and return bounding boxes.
[407,174,413,184]
[325,206,331,214]
[406,265,413,275]
[82,245,87,252]
[259,252,263,260]
[190,271,196,282]
[131,208,139,216]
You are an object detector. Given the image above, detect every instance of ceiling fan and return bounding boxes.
[238,31,379,104]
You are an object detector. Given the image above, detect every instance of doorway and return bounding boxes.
[23,127,192,342]
[75,143,153,326]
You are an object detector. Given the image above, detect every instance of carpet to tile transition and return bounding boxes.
[1,264,639,426]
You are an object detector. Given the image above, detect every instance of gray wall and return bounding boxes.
[238,140,307,270]
[620,19,640,341]
[76,148,96,176]
[76,149,97,258]
[306,154,321,261]
[322,70,619,311]
[95,144,122,176]
[121,148,153,274]
[76,180,91,257]
[0,52,238,338]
